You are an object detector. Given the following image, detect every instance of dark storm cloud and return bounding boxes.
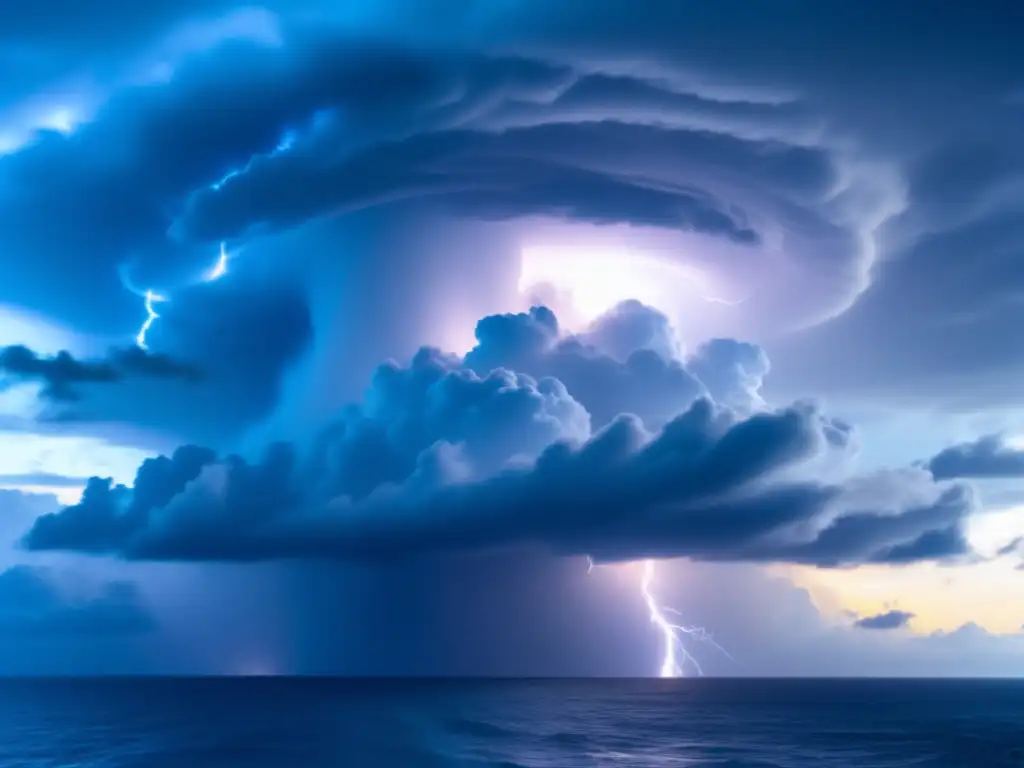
[0,0,1021,411]
[162,42,818,247]
[0,11,862,343]
[71,279,315,445]
[21,307,972,567]
[0,565,153,636]
[1,0,1018,426]
[3,1,1022,679]
[855,610,915,631]
[110,347,202,380]
[0,265,311,446]
[997,537,1022,558]
[927,435,1024,480]
[0,346,116,400]
[177,121,765,245]
[21,401,973,568]
[0,344,198,402]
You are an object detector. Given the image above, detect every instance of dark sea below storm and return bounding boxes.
[0,678,1021,767]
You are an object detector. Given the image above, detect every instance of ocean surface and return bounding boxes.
[0,678,1021,767]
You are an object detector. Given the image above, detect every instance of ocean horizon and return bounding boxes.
[0,677,1020,766]
[0,674,1022,680]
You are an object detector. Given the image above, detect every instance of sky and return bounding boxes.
[0,0,1022,677]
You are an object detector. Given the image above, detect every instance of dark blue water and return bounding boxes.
[0,678,1020,767]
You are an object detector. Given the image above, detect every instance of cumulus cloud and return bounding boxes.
[21,306,974,567]
[578,299,680,362]
[855,609,915,631]
[460,302,770,428]
[0,344,198,402]
[463,304,708,429]
[927,434,1024,479]
[687,338,771,411]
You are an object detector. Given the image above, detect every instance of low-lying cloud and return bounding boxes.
[22,304,976,568]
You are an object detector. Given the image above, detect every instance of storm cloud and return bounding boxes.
[855,610,915,631]
[1,0,1022,678]
[23,306,974,568]
[0,344,198,402]
[927,435,1024,480]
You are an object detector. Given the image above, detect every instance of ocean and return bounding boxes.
[0,678,1020,767]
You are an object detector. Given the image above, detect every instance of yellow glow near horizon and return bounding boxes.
[791,559,1024,635]
[785,506,1024,635]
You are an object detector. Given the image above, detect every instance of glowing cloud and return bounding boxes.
[204,242,230,283]
[519,235,746,342]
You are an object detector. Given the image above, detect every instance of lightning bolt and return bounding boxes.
[204,242,230,282]
[125,122,299,347]
[588,557,734,678]
[210,130,296,191]
[641,559,704,677]
[125,123,298,345]
[135,289,166,350]
[125,241,232,350]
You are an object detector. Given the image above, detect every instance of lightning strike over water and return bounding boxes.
[640,559,703,678]
[135,290,165,350]
[588,557,734,678]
